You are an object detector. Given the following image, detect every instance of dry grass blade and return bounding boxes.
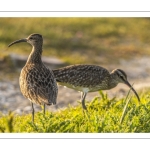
[120,86,133,124]
[120,96,132,124]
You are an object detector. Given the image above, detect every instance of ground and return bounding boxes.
[0,55,150,115]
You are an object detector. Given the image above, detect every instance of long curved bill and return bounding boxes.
[8,39,27,47]
[124,80,140,103]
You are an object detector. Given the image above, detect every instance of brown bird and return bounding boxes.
[8,33,58,122]
[53,64,140,110]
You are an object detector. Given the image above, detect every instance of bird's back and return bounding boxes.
[20,63,58,105]
[53,64,110,92]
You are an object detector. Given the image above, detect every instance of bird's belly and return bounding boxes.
[19,79,43,105]
[19,75,39,104]
[58,81,109,92]
[19,78,31,96]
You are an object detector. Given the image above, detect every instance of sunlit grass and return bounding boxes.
[0,91,150,133]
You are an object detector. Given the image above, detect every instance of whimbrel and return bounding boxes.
[8,33,58,122]
[53,64,140,110]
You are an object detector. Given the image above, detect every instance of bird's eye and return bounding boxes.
[119,75,125,80]
[30,37,33,40]
[119,75,123,78]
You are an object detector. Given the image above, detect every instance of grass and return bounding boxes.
[1,18,150,65]
[0,91,150,133]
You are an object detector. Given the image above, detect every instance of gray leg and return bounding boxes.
[81,92,87,110]
[31,103,34,123]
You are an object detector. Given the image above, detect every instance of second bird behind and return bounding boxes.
[53,64,140,110]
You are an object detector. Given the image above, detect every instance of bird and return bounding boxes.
[8,33,58,122]
[53,64,140,110]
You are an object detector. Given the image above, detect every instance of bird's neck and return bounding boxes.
[26,46,43,64]
[108,73,118,89]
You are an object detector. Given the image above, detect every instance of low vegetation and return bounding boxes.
[0,91,149,133]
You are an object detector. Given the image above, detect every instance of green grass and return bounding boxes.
[0,91,150,133]
[1,18,150,65]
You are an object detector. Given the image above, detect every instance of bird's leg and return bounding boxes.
[81,92,87,110]
[31,102,34,123]
[43,104,45,115]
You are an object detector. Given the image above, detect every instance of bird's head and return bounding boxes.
[111,69,140,103]
[8,33,43,47]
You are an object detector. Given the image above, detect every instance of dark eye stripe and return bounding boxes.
[120,75,125,81]
[117,69,127,79]
[116,71,125,81]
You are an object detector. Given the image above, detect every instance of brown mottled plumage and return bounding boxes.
[8,33,58,122]
[53,64,140,110]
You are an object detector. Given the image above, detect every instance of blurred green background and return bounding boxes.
[1,17,150,67]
